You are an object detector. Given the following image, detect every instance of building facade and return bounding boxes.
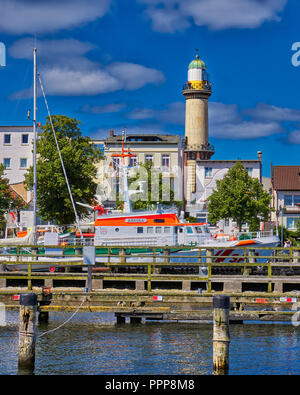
[185,157,262,229]
[271,165,300,230]
[94,131,183,207]
[0,126,33,203]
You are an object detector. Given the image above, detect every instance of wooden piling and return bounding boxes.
[18,294,38,371]
[212,295,230,374]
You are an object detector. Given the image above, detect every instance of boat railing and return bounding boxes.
[214,230,275,240]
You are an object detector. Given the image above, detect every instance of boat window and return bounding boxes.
[155,227,162,234]
[164,227,171,233]
[187,227,193,234]
[147,227,153,234]
[115,228,119,232]
[179,228,183,233]
[154,219,165,223]
[195,227,202,234]
[137,227,144,234]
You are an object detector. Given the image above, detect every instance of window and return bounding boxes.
[286,217,300,230]
[22,134,29,144]
[155,227,162,234]
[284,195,300,207]
[154,219,165,223]
[3,158,11,168]
[129,157,137,167]
[164,227,171,233]
[112,158,119,171]
[187,227,193,234]
[147,227,153,234]
[162,155,170,169]
[137,227,143,234]
[246,167,253,176]
[20,158,27,168]
[284,195,293,206]
[145,155,153,163]
[205,167,212,178]
[294,196,300,206]
[4,134,11,144]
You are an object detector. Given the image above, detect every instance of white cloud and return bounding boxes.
[243,103,300,122]
[0,0,112,35]
[9,38,165,97]
[210,120,283,139]
[286,130,300,144]
[9,37,96,61]
[107,62,165,90]
[125,100,287,140]
[209,101,284,139]
[139,0,287,32]
[80,103,126,114]
[127,102,184,123]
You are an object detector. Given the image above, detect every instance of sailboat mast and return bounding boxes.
[32,47,37,245]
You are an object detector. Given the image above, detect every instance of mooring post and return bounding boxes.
[18,293,38,371]
[213,295,230,375]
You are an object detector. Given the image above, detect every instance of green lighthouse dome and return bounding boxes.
[188,54,206,70]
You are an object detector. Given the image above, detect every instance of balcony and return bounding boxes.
[283,203,300,214]
[183,81,212,91]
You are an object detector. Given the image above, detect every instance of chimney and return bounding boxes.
[110,130,114,137]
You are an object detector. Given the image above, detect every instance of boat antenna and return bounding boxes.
[111,130,136,213]
[37,72,84,241]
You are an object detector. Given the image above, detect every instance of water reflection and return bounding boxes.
[0,311,300,375]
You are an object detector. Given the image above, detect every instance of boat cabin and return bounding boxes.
[94,212,212,246]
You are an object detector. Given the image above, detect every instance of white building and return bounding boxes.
[1,126,34,230]
[271,165,300,230]
[93,131,183,207]
[185,155,262,231]
[0,126,33,203]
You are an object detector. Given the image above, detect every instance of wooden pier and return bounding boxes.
[0,244,300,323]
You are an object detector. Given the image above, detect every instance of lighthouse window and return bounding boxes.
[137,227,144,234]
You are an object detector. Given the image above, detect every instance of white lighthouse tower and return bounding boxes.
[183,53,214,205]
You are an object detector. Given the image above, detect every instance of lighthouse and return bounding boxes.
[183,53,214,158]
[183,53,214,205]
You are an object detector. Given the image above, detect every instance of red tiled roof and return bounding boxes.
[272,166,300,190]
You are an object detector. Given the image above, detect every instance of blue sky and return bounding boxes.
[0,0,300,177]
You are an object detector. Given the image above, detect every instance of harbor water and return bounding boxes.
[0,310,300,375]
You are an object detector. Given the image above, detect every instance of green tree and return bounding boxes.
[0,164,24,232]
[24,115,102,225]
[116,161,183,210]
[207,162,271,231]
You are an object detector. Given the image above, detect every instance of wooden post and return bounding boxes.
[116,315,126,325]
[18,293,38,371]
[213,295,230,375]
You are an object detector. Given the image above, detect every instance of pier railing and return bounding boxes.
[0,244,300,292]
